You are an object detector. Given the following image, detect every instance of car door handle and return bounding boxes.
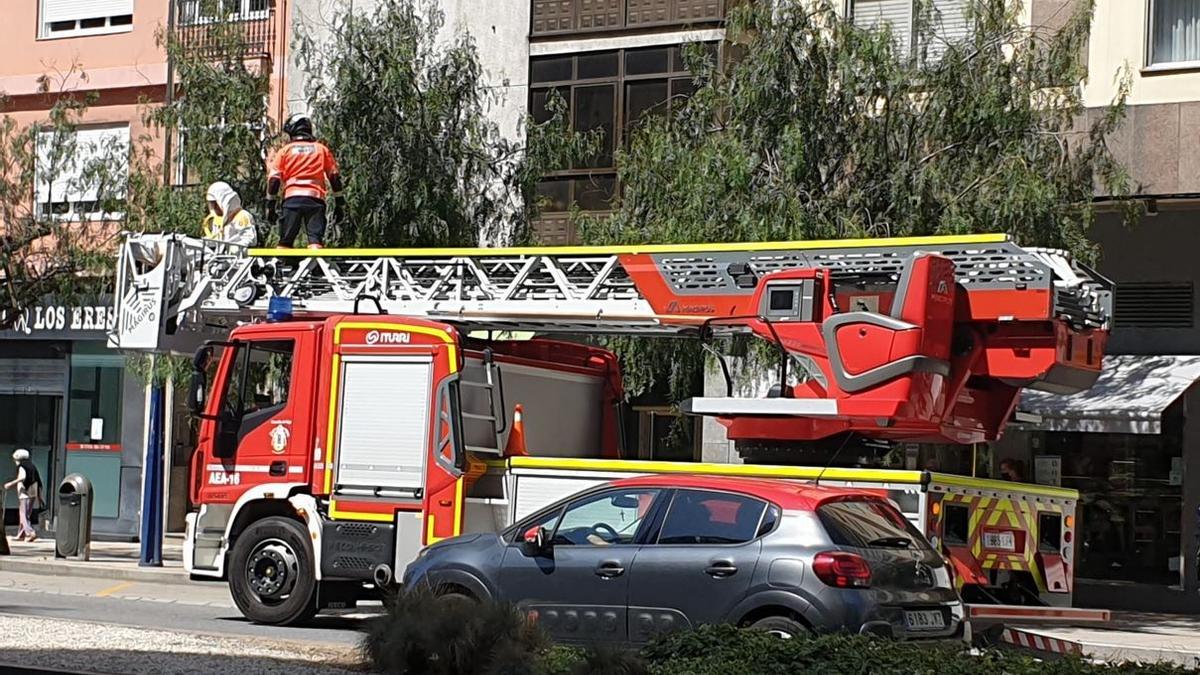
[594,561,625,578]
[705,562,738,578]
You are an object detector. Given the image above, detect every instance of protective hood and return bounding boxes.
[206,181,241,217]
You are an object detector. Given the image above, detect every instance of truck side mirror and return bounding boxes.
[522,525,550,554]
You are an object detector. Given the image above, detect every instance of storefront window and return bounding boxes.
[68,344,124,446]
[1038,421,1183,585]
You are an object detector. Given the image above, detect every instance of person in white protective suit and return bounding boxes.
[202,181,257,247]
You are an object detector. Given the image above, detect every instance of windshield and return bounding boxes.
[817,499,933,551]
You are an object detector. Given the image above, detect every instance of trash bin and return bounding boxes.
[55,474,93,560]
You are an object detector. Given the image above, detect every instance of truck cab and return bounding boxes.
[185,312,622,624]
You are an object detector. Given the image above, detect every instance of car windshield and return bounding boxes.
[817,499,933,551]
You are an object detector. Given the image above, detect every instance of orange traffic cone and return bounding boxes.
[505,404,529,457]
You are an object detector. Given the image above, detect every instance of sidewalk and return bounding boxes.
[1014,612,1200,667]
[0,532,190,586]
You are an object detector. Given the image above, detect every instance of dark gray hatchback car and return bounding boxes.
[402,473,966,644]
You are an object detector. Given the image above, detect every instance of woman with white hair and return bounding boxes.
[202,181,257,247]
[4,449,42,542]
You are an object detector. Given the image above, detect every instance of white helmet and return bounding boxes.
[12,449,29,462]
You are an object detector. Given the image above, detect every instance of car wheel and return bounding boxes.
[748,615,809,639]
[229,516,318,626]
[436,590,476,611]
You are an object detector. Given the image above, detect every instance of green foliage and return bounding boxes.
[363,588,549,675]
[296,0,592,247]
[128,3,273,239]
[366,597,1196,675]
[0,70,127,327]
[574,0,1133,401]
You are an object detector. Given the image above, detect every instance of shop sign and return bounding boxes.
[0,304,114,337]
[1034,455,1062,487]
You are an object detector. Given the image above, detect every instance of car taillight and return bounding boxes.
[813,551,871,588]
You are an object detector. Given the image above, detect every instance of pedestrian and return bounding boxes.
[4,449,42,542]
[999,458,1025,482]
[266,113,345,250]
[202,181,257,247]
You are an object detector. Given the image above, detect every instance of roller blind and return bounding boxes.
[36,125,130,205]
[335,358,432,491]
[853,0,913,55]
[42,0,133,23]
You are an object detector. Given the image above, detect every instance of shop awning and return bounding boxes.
[1017,354,1200,434]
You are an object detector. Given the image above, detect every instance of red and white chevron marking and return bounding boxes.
[1001,627,1083,655]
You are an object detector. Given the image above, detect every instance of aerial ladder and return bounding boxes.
[112,231,1111,446]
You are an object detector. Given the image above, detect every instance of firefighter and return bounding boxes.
[266,113,345,249]
[202,181,257,247]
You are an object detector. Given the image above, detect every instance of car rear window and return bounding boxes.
[817,499,932,551]
[657,489,768,545]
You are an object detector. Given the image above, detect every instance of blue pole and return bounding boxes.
[140,384,164,567]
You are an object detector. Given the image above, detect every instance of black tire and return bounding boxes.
[436,590,476,611]
[228,516,319,626]
[748,615,810,639]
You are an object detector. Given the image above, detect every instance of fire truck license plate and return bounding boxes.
[983,531,1016,550]
[904,610,946,631]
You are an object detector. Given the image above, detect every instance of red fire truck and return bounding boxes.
[110,232,1110,624]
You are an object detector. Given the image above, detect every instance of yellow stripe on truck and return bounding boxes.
[507,456,926,484]
[253,233,1009,259]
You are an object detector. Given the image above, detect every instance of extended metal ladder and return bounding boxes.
[110,232,1112,354]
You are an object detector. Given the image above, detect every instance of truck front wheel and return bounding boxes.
[229,516,318,625]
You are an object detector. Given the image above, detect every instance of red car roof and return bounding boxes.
[607,473,885,511]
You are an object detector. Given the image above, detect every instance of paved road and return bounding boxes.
[0,571,383,673]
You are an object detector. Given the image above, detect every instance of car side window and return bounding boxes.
[657,490,768,545]
[551,489,659,547]
[509,507,563,544]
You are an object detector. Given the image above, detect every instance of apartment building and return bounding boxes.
[0,0,289,539]
[0,0,171,538]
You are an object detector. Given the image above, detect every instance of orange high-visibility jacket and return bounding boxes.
[269,140,339,200]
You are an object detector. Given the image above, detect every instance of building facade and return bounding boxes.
[1004,0,1200,607]
[0,0,290,538]
[0,1,170,538]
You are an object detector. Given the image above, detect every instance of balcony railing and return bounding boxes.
[173,5,277,60]
[531,0,725,37]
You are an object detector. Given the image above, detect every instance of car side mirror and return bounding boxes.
[522,525,550,554]
[188,346,216,419]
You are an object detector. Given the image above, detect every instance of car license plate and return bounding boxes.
[983,531,1016,551]
[904,610,946,631]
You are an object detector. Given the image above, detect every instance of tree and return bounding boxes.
[577,0,1133,403]
[127,5,274,241]
[0,69,130,329]
[295,0,589,247]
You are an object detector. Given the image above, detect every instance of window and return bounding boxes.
[657,490,767,545]
[847,0,970,59]
[942,502,969,545]
[551,488,659,546]
[67,345,123,446]
[40,0,133,38]
[1149,0,1200,66]
[180,0,270,24]
[818,499,934,550]
[531,0,725,37]
[223,340,293,417]
[529,43,715,243]
[36,125,130,220]
[1115,281,1194,328]
[1038,512,1063,554]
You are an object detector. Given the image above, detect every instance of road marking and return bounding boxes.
[95,582,134,597]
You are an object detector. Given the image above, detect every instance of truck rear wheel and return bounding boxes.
[229,516,318,626]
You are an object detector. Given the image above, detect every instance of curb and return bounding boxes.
[0,556,193,587]
[1003,627,1200,668]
